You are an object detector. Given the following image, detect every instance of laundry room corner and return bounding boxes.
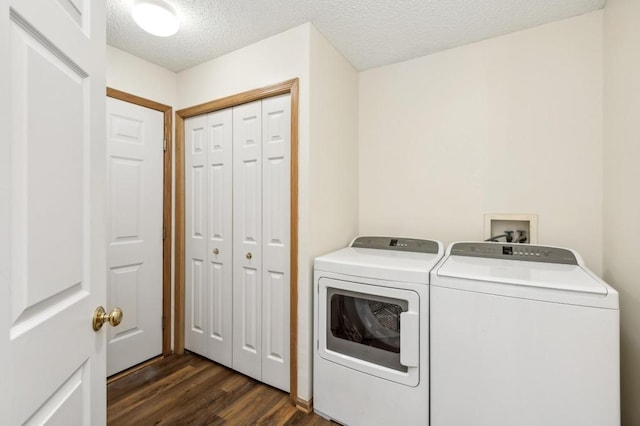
[307,22,360,400]
[603,0,640,423]
[358,11,604,274]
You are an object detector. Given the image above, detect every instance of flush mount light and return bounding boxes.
[131,0,179,37]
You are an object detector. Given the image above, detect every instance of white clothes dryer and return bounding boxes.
[431,242,620,426]
[313,236,444,426]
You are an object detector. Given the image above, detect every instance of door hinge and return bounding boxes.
[163,137,167,151]
[162,315,166,330]
[163,225,166,240]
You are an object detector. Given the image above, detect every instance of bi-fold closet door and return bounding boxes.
[185,95,291,392]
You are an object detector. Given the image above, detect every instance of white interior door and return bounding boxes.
[184,114,208,356]
[106,97,164,376]
[1,0,107,424]
[232,100,263,380]
[261,94,291,391]
[184,109,234,367]
[183,95,291,392]
[205,109,234,366]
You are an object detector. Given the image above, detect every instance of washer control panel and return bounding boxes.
[450,242,578,265]
[351,236,439,254]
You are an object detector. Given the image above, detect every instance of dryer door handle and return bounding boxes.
[400,311,419,367]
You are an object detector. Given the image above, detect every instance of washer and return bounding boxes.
[313,236,444,426]
[431,242,620,426]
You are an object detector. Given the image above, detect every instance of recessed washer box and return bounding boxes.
[484,213,538,244]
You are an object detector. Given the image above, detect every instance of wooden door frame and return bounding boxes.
[106,87,173,357]
[174,78,300,405]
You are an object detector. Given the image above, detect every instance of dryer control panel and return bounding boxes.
[450,242,578,265]
[351,236,439,254]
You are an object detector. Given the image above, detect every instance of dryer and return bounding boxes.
[313,236,444,425]
[431,242,620,426]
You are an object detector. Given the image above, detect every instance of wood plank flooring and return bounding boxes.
[107,352,332,425]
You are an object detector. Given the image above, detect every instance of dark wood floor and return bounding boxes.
[107,352,332,425]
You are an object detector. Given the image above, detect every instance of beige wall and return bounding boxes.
[177,23,359,401]
[308,28,359,256]
[359,12,604,274]
[308,25,359,395]
[106,45,178,107]
[604,0,640,424]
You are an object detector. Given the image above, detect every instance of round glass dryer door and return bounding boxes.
[327,288,408,372]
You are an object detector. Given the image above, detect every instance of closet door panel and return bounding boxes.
[184,115,208,355]
[261,94,291,391]
[206,109,233,367]
[232,101,263,380]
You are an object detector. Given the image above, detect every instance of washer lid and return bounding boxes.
[437,256,606,295]
[314,246,443,283]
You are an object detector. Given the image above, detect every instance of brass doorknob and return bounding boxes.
[93,306,123,331]
[246,252,253,260]
[213,248,219,255]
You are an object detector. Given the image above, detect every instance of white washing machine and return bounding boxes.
[313,236,444,426]
[431,242,620,426]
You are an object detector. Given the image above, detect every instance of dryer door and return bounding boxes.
[318,277,420,387]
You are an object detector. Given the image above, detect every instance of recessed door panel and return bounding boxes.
[241,267,259,353]
[265,157,285,245]
[108,263,143,343]
[109,157,142,242]
[55,0,84,28]
[209,164,224,239]
[191,259,204,332]
[191,125,204,154]
[110,114,144,144]
[191,165,205,238]
[25,362,88,425]
[234,266,261,380]
[241,160,259,242]
[264,271,285,362]
[11,19,85,326]
[209,261,224,339]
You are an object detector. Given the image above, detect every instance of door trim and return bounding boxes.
[106,87,173,357]
[174,78,299,404]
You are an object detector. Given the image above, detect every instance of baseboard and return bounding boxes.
[107,354,164,384]
[295,397,313,414]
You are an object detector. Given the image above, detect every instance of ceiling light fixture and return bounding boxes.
[131,0,179,37]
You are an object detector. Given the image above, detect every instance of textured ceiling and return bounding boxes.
[107,0,605,73]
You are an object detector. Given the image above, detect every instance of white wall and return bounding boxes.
[359,12,604,274]
[308,25,359,394]
[178,23,358,402]
[603,1,640,424]
[106,45,178,107]
[176,26,309,110]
